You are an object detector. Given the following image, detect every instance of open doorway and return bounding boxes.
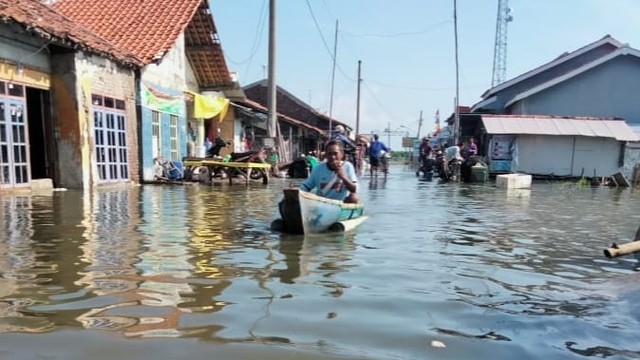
[26,87,56,184]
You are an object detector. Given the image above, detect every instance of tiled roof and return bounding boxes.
[0,0,141,66]
[54,0,232,88]
[234,99,325,135]
[243,80,351,132]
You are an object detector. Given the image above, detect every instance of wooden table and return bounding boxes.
[183,159,271,185]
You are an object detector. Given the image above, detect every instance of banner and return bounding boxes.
[188,92,229,121]
[142,83,184,115]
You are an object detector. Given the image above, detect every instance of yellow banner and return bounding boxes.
[189,92,229,121]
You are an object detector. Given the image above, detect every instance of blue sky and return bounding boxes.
[211,0,640,149]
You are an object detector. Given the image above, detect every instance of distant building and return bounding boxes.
[466,35,640,178]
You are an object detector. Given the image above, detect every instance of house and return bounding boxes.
[467,35,640,178]
[231,98,326,162]
[0,0,142,191]
[243,79,352,159]
[54,0,236,182]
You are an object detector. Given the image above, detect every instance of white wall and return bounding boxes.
[516,135,621,177]
[141,34,189,90]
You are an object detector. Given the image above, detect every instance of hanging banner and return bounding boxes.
[142,83,184,115]
[187,92,229,121]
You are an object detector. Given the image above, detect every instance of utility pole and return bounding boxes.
[266,0,277,138]
[453,0,460,145]
[355,60,362,137]
[328,20,338,133]
[416,110,423,139]
[387,121,391,146]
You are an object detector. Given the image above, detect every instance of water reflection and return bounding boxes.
[1,169,640,359]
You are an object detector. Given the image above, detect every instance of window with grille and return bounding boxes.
[169,115,179,161]
[152,111,161,159]
[93,94,128,182]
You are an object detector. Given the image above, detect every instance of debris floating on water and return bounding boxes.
[431,340,446,348]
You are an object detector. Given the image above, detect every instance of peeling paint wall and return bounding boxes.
[50,51,82,189]
[139,35,190,182]
[50,51,137,189]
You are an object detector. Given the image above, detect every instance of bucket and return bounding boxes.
[471,164,488,182]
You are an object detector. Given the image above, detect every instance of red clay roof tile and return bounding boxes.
[54,0,232,87]
[0,0,141,66]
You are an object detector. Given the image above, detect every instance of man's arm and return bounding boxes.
[335,162,357,194]
[300,166,319,191]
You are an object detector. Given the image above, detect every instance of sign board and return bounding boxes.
[263,137,275,148]
[402,137,417,148]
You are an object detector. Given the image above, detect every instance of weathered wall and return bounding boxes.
[75,53,138,188]
[50,51,83,189]
[0,24,51,72]
[51,51,137,189]
[509,56,640,124]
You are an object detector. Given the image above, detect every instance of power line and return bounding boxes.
[342,20,452,38]
[222,0,268,66]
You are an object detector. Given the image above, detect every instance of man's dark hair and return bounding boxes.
[373,134,379,140]
[325,139,344,151]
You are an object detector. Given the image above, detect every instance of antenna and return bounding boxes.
[491,0,513,87]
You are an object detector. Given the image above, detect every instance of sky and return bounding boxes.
[210,0,640,149]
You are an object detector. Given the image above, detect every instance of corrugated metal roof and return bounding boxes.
[481,115,639,141]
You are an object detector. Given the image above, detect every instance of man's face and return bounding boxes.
[325,144,344,168]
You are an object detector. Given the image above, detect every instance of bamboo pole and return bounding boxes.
[603,241,640,258]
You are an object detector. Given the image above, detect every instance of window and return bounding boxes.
[93,94,128,182]
[152,111,161,159]
[170,115,179,161]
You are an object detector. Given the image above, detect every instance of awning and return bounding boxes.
[481,115,639,141]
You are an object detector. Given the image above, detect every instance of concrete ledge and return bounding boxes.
[496,173,532,189]
[31,179,53,191]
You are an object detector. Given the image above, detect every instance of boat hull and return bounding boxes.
[274,188,364,234]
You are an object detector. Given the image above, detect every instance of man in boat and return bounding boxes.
[300,140,359,203]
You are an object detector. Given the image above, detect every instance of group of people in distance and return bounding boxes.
[417,136,479,180]
[299,125,484,203]
[299,125,391,204]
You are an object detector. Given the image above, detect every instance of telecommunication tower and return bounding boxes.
[491,0,513,87]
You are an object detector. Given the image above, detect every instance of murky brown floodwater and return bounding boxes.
[1,164,640,359]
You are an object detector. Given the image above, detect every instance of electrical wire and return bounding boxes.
[222,0,268,66]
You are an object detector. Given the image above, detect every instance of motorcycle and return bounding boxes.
[380,150,391,176]
[416,156,435,180]
[224,148,269,181]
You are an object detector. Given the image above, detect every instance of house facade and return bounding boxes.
[0,0,141,191]
[54,0,235,182]
[469,35,640,178]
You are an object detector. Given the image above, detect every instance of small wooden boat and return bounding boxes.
[271,188,365,234]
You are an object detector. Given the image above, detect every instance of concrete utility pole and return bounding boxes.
[355,60,362,137]
[329,19,338,133]
[453,0,460,145]
[266,0,277,138]
[416,110,423,139]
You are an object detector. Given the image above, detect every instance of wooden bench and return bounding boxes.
[183,159,271,185]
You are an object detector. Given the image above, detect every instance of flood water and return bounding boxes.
[1,164,640,359]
